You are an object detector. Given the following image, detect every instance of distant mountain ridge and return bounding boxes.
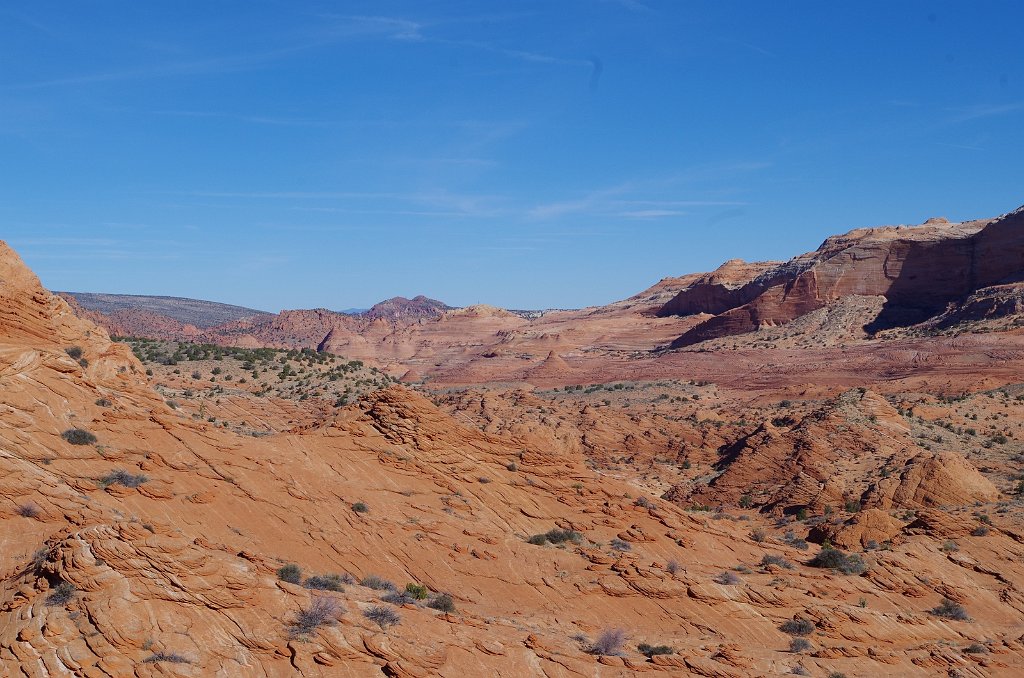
[60,292,270,329]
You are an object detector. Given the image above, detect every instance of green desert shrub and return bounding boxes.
[404,582,429,600]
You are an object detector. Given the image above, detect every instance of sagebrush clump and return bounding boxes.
[807,547,867,575]
[61,428,97,445]
[98,469,148,488]
[587,628,626,656]
[930,597,970,621]
[289,596,342,637]
[363,605,401,629]
[780,618,815,636]
[277,563,302,584]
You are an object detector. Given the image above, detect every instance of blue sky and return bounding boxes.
[2,1,1022,311]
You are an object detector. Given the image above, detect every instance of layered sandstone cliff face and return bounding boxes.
[6,240,1024,676]
[664,206,1024,347]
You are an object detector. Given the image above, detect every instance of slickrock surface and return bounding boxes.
[6,204,1024,678]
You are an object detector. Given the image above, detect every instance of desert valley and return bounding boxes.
[3,204,1024,677]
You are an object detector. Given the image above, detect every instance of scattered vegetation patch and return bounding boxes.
[98,469,148,488]
[587,628,626,656]
[142,651,191,664]
[304,574,346,592]
[352,501,369,513]
[637,643,673,658]
[46,582,76,607]
[276,564,302,584]
[363,605,401,630]
[95,398,112,407]
[61,428,96,446]
[807,547,867,575]
[930,597,970,621]
[760,554,794,570]
[609,538,632,552]
[404,582,429,600]
[789,638,812,653]
[780,618,816,636]
[64,346,83,360]
[16,503,40,518]
[427,593,456,613]
[528,527,583,546]
[360,575,396,591]
[290,596,342,637]
[381,590,417,606]
[714,571,741,585]
[963,643,987,654]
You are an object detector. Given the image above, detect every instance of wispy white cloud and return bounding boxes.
[527,166,760,220]
[617,209,686,218]
[5,44,318,90]
[323,14,591,67]
[943,102,1024,124]
[932,141,985,152]
[170,188,507,218]
[597,0,654,12]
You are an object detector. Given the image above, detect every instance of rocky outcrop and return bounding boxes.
[665,206,1024,347]
[655,259,782,317]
